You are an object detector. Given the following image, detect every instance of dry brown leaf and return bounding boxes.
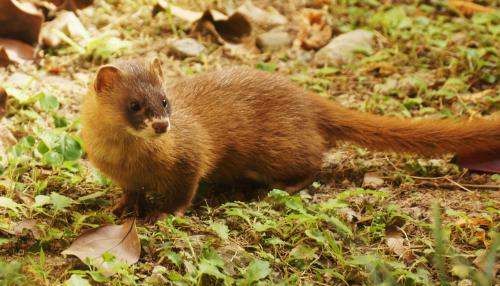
[385,230,414,263]
[0,39,38,66]
[153,1,251,44]
[0,0,42,66]
[454,151,500,173]
[448,0,495,16]
[62,218,141,265]
[0,0,44,46]
[193,10,252,44]
[13,219,43,239]
[386,232,405,256]
[296,9,332,50]
[0,87,7,118]
[49,0,93,11]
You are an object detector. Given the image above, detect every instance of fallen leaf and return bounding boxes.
[0,0,44,46]
[454,151,500,173]
[236,1,287,28]
[448,0,495,16]
[385,231,405,256]
[61,218,141,265]
[296,8,332,50]
[0,39,38,66]
[41,11,90,47]
[12,219,43,239]
[153,1,252,44]
[193,10,252,44]
[385,229,414,263]
[49,0,93,11]
[15,191,34,206]
[0,87,7,118]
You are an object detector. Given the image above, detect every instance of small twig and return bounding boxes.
[416,181,499,191]
[444,177,472,192]
[379,174,499,190]
[409,175,447,180]
[459,184,500,189]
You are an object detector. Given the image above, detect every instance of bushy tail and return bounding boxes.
[312,96,500,157]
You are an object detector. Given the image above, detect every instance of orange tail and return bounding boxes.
[312,96,500,157]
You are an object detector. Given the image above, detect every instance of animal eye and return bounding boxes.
[130,101,141,112]
[162,99,168,108]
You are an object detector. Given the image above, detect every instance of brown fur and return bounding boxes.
[81,59,500,219]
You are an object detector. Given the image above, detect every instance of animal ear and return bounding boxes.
[150,58,163,77]
[94,65,120,93]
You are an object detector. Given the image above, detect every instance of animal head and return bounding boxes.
[93,59,171,139]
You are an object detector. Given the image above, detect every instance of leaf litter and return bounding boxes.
[61,218,140,265]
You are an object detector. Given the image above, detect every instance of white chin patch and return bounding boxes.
[126,117,169,139]
[126,126,157,139]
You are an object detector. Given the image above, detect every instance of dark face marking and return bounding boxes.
[118,69,171,132]
[124,90,171,131]
[95,60,171,137]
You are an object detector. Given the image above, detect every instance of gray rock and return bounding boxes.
[314,29,374,66]
[362,172,384,189]
[236,1,287,28]
[256,30,292,51]
[169,38,205,58]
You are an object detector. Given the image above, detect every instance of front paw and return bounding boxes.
[110,193,140,217]
[143,212,168,224]
[143,208,185,224]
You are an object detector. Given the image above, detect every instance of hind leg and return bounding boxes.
[269,141,325,195]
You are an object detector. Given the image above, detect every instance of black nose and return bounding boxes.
[152,121,169,134]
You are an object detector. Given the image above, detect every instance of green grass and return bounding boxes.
[0,0,499,285]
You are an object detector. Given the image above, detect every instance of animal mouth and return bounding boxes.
[152,119,170,134]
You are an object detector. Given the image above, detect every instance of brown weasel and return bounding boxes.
[81,59,500,220]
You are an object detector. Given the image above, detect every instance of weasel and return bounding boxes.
[81,59,500,220]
